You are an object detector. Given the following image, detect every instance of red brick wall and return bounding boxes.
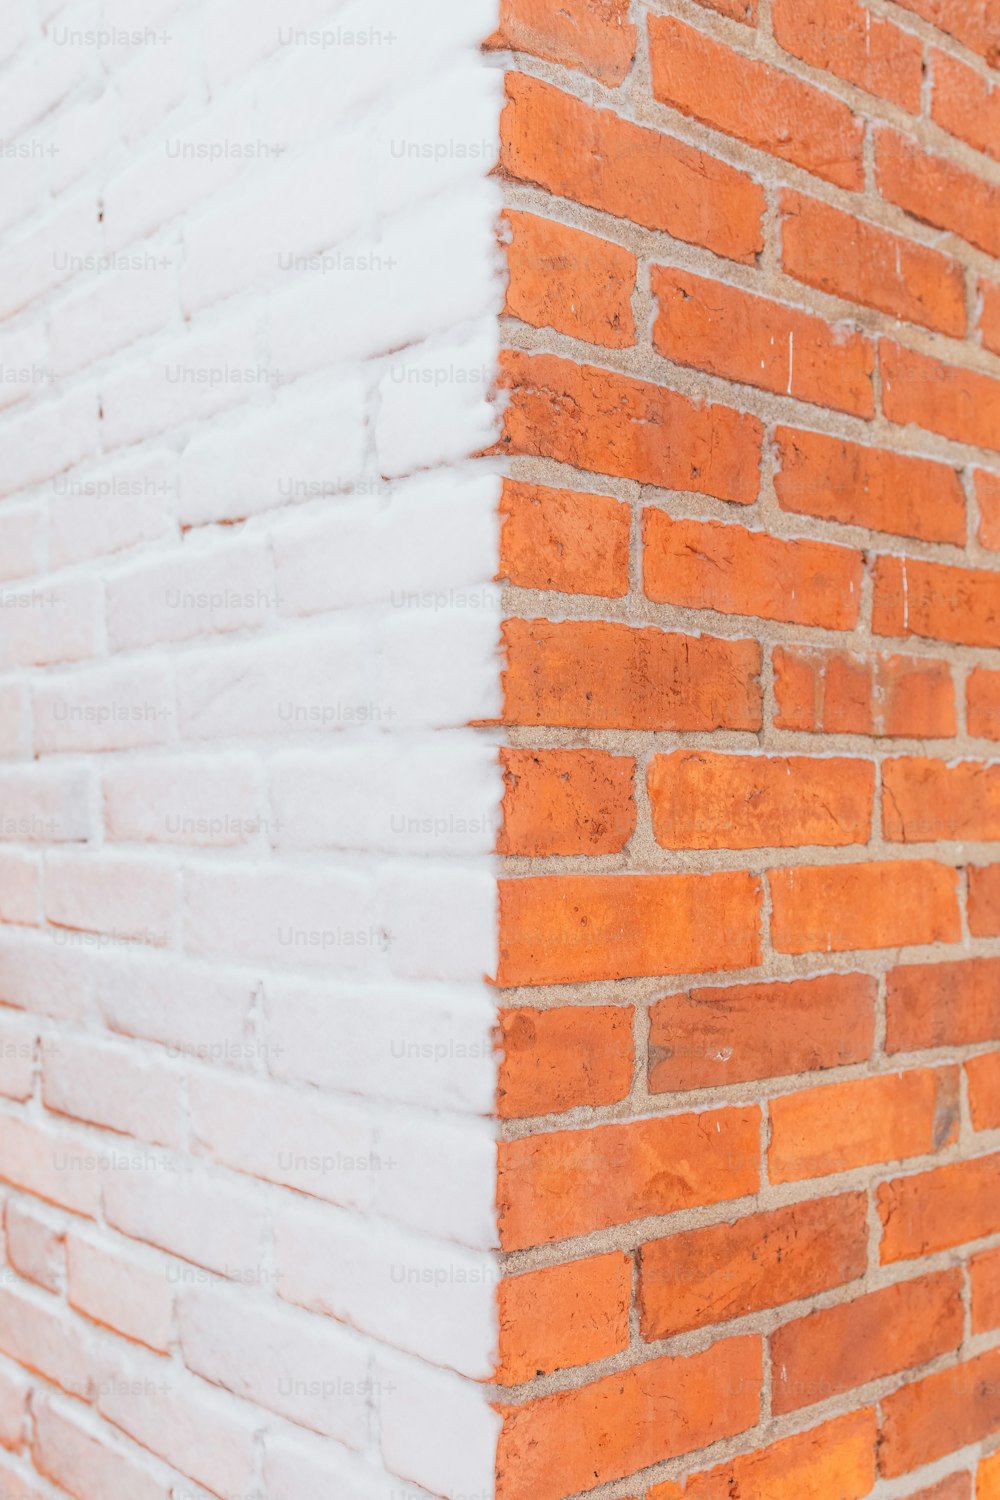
[490,0,1000,1494]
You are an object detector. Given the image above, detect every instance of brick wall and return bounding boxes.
[0,2,505,1497]
[492,0,1000,1497]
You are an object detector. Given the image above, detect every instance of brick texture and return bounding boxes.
[493,0,1000,1491]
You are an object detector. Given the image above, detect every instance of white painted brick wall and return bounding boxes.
[0,0,504,1494]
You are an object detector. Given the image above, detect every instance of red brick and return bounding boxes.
[774,0,923,109]
[878,1152,1000,1263]
[500,73,765,262]
[969,667,1000,740]
[981,280,1000,357]
[769,1066,959,1184]
[498,480,630,598]
[498,1108,760,1250]
[774,426,965,544]
[500,350,762,503]
[651,266,874,416]
[976,471,1000,550]
[882,340,1000,453]
[497,871,762,986]
[932,48,1000,160]
[502,618,762,731]
[499,747,636,857]
[639,1193,867,1339]
[649,1409,877,1500]
[771,1270,963,1413]
[887,958,1000,1051]
[649,973,876,1094]
[648,15,864,189]
[878,129,1000,259]
[497,1339,759,1500]
[968,1050,1000,1130]
[647,749,873,850]
[970,867,1000,935]
[504,211,636,348]
[642,512,862,630]
[971,1244,1000,1333]
[780,190,966,337]
[488,0,637,85]
[893,0,1000,65]
[498,1005,634,1118]
[874,556,1000,648]
[884,757,1000,843]
[881,1347,1000,1478]
[773,645,956,738]
[770,859,961,955]
[497,1252,632,1385]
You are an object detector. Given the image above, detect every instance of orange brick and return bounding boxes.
[969,666,1000,739]
[639,1193,867,1339]
[971,1245,1000,1333]
[774,427,965,544]
[970,867,1000,936]
[642,513,862,630]
[892,0,1000,62]
[498,1004,634,1118]
[882,340,1000,454]
[878,129,1000,260]
[980,1452,1000,1500]
[488,0,637,85]
[499,480,630,598]
[780,190,966,337]
[500,73,765,262]
[649,1409,877,1500]
[651,266,874,416]
[773,645,956,739]
[932,48,1000,161]
[502,619,762,731]
[771,1270,963,1413]
[976,471,1000,550]
[878,1152,1000,1263]
[774,0,923,109]
[499,747,636,857]
[649,973,876,1094]
[500,349,762,503]
[769,1067,959,1184]
[886,958,1000,1052]
[874,555,1000,648]
[770,860,961,955]
[498,1108,759,1250]
[981,281,1000,358]
[648,15,864,188]
[968,1051,1000,1130]
[647,749,873,850]
[504,211,636,348]
[496,1336,761,1500]
[497,871,762,986]
[881,1347,1000,1478]
[884,757,1000,843]
[497,1252,632,1385]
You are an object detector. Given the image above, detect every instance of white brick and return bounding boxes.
[48,450,176,568]
[42,1035,183,1148]
[0,765,92,844]
[0,1017,37,1103]
[0,325,51,417]
[0,194,101,323]
[0,936,91,1022]
[177,1281,370,1444]
[4,1200,64,1293]
[265,1430,431,1500]
[375,1111,498,1250]
[31,1399,169,1500]
[48,238,179,378]
[375,326,500,478]
[263,979,497,1114]
[33,660,175,755]
[0,1113,100,1217]
[0,576,102,670]
[0,1363,30,1453]
[381,605,503,729]
[276,1200,497,1378]
[381,859,497,983]
[45,852,176,948]
[0,387,99,500]
[0,1284,92,1403]
[0,509,43,582]
[103,754,261,846]
[66,1233,173,1353]
[176,374,368,527]
[189,1070,378,1211]
[0,686,28,760]
[0,852,39,928]
[92,949,255,1064]
[106,532,277,650]
[378,1346,502,1500]
[374,57,501,218]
